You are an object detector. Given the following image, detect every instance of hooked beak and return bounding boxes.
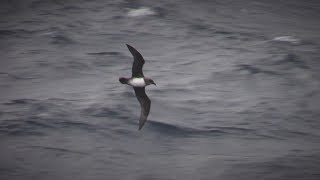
[153,82,156,86]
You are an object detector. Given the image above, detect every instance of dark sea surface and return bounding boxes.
[1,0,320,179]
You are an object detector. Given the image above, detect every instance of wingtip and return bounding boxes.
[126,44,135,52]
[126,44,132,49]
[138,124,143,130]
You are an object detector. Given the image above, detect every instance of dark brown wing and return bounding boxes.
[133,87,151,130]
[126,44,145,77]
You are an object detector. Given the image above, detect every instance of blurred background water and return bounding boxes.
[1,0,320,179]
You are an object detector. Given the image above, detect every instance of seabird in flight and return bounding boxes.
[119,44,156,130]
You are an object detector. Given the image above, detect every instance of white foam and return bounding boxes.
[272,36,300,44]
[127,7,155,17]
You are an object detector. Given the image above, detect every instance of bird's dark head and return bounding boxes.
[119,77,129,84]
[145,78,156,86]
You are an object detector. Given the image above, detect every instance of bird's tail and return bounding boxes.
[119,77,129,84]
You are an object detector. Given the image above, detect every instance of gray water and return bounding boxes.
[1,0,320,179]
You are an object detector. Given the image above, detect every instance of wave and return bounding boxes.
[0,72,34,80]
[0,117,102,137]
[146,121,284,139]
[81,106,122,117]
[87,51,122,56]
[27,145,88,155]
[50,33,75,45]
[236,64,279,75]
[127,7,156,17]
[3,98,37,105]
[272,53,309,69]
[0,29,36,39]
[272,36,300,45]
[1,98,82,136]
[0,118,50,136]
[147,121,226,136]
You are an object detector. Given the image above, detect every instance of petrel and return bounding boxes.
[119,44,156,130]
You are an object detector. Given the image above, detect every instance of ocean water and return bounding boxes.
[1,0,320,179]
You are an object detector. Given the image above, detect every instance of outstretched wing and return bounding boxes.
[126,44,145,77]
[133,87,151,130]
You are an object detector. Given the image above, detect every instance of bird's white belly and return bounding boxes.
[129,78,146,87]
